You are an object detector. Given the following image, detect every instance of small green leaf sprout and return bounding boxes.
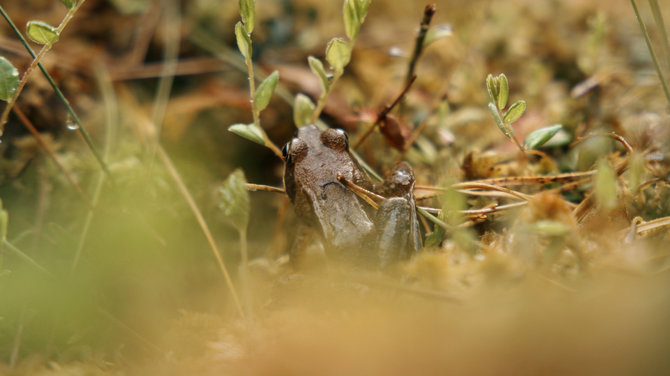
[254,70,279,112]
[26,20,60,45]
[296,0,370,125]
[234,22,252,60]
[227,0,283,159]
[294,93,316,127]
[486,73,561,153]
[308,56,330,92]
[523,124,562,150]
[238,0,255,33]
[59,0,78,10]
[228,123,266,146]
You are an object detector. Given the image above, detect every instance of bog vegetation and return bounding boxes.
[0,0,669,374]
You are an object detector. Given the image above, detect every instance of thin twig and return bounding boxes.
[572,131,634,154]
[416,171,598,189]
[1,239,51,275]
[461,201,528,215]
[405,3,437,87]
[337,174,384,209]
[424,182,532,201]
[246,183,285,193]
[0,4,113,180]
[354,75,417,150]
[0,0,87,129]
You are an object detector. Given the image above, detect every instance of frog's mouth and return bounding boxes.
[307,182,375,251]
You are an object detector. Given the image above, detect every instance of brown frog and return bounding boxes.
[282,124,422,267]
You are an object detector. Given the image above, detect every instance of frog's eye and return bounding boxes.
[337,129,349,148]
[283,137,307,163]
[282,141,291,162]
[321,128,349,151]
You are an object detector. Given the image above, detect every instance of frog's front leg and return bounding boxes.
[375,197,420,266]
[374,161,423,267]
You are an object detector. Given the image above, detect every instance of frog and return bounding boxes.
[282,124,422,267]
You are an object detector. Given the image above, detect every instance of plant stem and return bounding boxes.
[310,71,342,124]
[632,0,670,106]
[2,238,50,275]
[239,227,253,323]
[406,3,436,87]
[494,105,526,154]
[0,3,112,181]
[243,40,283,159]
[0,44,52,131]
[648,0,670,66]
[0,0,86,129]
[156,145,246,319]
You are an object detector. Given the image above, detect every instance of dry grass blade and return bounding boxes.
[246,183,285,193]
[337,173,384,210]
[447,171,598,188]
[572,132,634,154]
[635,216,670,236]
[423,182,532,201]
[156,144,245,319]
[461,201,528,216]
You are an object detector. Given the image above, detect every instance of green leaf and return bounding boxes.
[343,0,360,40]
[355,0,371,22]
[325,38,352,74]
[219,169,250,231]
[308,56,329,92]
[26,21,59,45]
[0,57,19,101]
[529,220,570,237]
[229,123,265,145]
[523,124,562,150]
[486,74,499,104]
[497,74,509,110]
[487,102,512,140]
[423,24,453,47]
[235,22,252,60]
[594,158,617,210]
[502,99,526,124]
[254,71,279,112]
[294,93,315,127]
[60,0,77,9]
[238,0,255,34]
